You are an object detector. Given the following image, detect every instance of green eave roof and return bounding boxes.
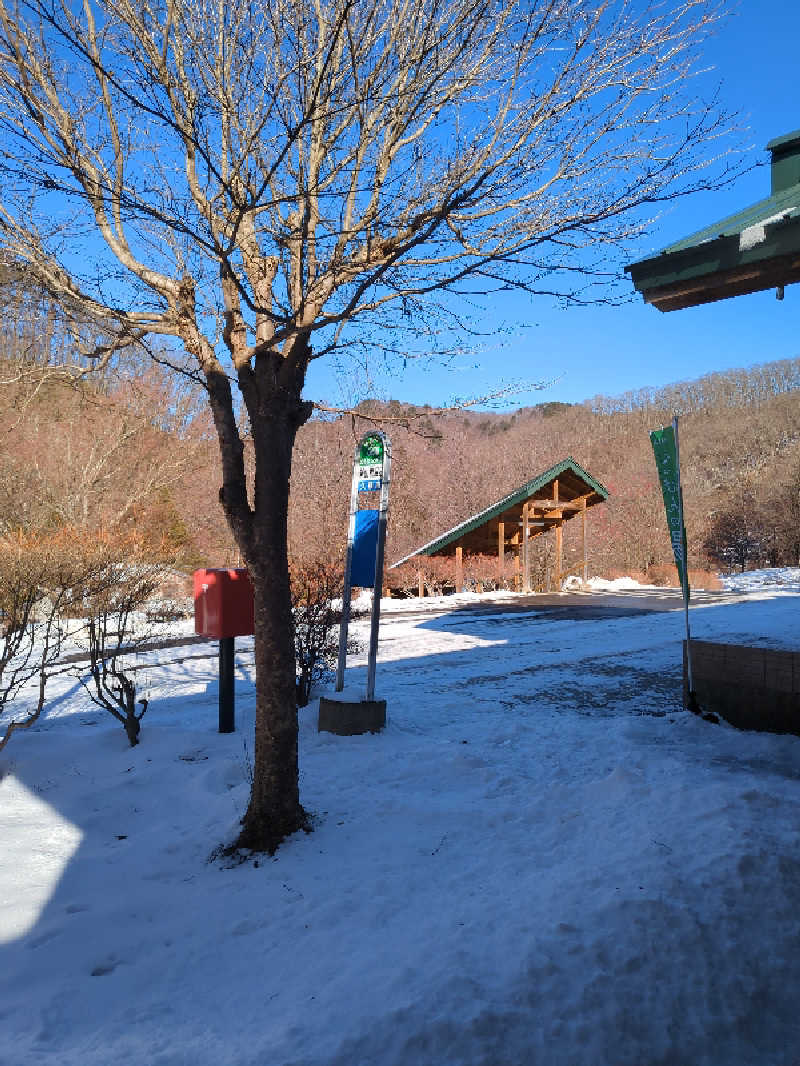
[661,184,800,256]
[627,136,800,311]
[390,457,608,568]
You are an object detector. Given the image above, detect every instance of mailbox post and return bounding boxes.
[193,568,255,733]
[218,637,235,733]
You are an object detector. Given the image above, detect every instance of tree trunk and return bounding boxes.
[237,563,308,852]
[232,374,310,854]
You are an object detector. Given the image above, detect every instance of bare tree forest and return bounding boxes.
[7,339,799,585]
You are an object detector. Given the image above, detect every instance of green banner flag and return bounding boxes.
[650,424,690,602]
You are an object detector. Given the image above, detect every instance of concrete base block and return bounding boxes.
[318,696,386,735]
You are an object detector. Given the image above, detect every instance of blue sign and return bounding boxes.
[350,509,379,587]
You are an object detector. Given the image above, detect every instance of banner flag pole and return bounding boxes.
[650,415,697,711]
[672,416,695,702]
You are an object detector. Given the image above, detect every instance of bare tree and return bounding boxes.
[74,546,166,746]
[0,0,736,852]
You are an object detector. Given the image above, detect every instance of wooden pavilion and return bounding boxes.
[626,129,800,310]
[390,457,608,593]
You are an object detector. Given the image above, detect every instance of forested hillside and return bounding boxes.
[291,359,800,584]
[2,269,798,584]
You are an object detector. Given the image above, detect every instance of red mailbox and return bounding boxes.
[194,568,254,638]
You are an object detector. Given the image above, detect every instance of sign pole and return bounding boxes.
[366,438,391,701]
[335,444,362,692]
[335,431,391,698]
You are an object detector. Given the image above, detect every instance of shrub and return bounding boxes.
[0,529,86,750]
[71,534,170,746]
[291,559,347,708]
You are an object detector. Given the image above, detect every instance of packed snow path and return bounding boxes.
[1,575,800,1065]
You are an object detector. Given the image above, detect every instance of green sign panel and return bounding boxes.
[358,433,384,492]
[650,425,690,602]
[359,434,384,465]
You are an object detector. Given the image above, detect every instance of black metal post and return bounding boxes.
[219,636,235,733]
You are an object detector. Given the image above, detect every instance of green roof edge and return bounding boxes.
[389,457,608,568]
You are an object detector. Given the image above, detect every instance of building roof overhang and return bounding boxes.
[627,129,800,311]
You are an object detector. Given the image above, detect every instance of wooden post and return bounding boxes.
[555,520,563,590]
[522,502,530,593]
[581,499,588,583]
[418,569,424,598]
[455,545,463,592]
[498,520,505,588]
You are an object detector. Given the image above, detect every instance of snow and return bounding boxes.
[721,566,800,594]
[570,574,663,591]
[2,570,800,1064]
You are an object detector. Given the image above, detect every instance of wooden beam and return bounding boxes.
[555,519,563,590]
[455,545,463,591]
[527,499,582,513]
[498,519,505,576]
[581,499,588,583]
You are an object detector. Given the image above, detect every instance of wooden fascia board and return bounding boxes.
[644,254,800,312]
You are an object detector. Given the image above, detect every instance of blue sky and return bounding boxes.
[305,1,800,411]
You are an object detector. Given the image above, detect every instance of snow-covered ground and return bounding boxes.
[2,570,800,1065]
[721,566,800,594]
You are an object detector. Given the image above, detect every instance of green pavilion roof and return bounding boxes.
[390,457,608,567]
[627,130,800,311]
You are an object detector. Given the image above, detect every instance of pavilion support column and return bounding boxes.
[581,499,588,583]
[551,480,560,594]
[522,503,530,593]
[418,569,424,598]
[455,546,463,592]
